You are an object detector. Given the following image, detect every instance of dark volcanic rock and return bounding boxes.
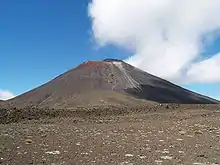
[8,59,219,108]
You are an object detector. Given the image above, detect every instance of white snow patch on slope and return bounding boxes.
[113,61,141,90]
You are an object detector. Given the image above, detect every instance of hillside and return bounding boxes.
[0,100,8,108]
[8,59,219,108]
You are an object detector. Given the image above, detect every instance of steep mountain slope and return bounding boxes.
[0,100,8,108]
[9,59,219,108]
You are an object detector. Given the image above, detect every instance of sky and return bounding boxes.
[0,0,220,100]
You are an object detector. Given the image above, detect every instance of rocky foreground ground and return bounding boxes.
[1,105,220,165]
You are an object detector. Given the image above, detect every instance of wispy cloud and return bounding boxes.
[0,89,15,100]
[88,0,220,84]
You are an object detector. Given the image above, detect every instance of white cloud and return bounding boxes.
[88,0,220,84]
[0,90,15,100]
[186,53,220,83]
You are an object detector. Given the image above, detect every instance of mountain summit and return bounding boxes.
[9,59,219,108]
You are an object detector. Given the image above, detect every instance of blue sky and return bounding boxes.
[0,0,220,100]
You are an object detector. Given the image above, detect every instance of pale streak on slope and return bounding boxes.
[108,62,118,90]
[112,61,142,91]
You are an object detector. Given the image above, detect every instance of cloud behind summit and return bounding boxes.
[0,89,15,100]
[89,0,220,84]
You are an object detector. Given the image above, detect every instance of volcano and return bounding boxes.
[0,100,5,104]
[0,100,8,108]
[9,59,219,108]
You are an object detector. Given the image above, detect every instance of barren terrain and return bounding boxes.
[1,105,220,165]
[9,59,219,109]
